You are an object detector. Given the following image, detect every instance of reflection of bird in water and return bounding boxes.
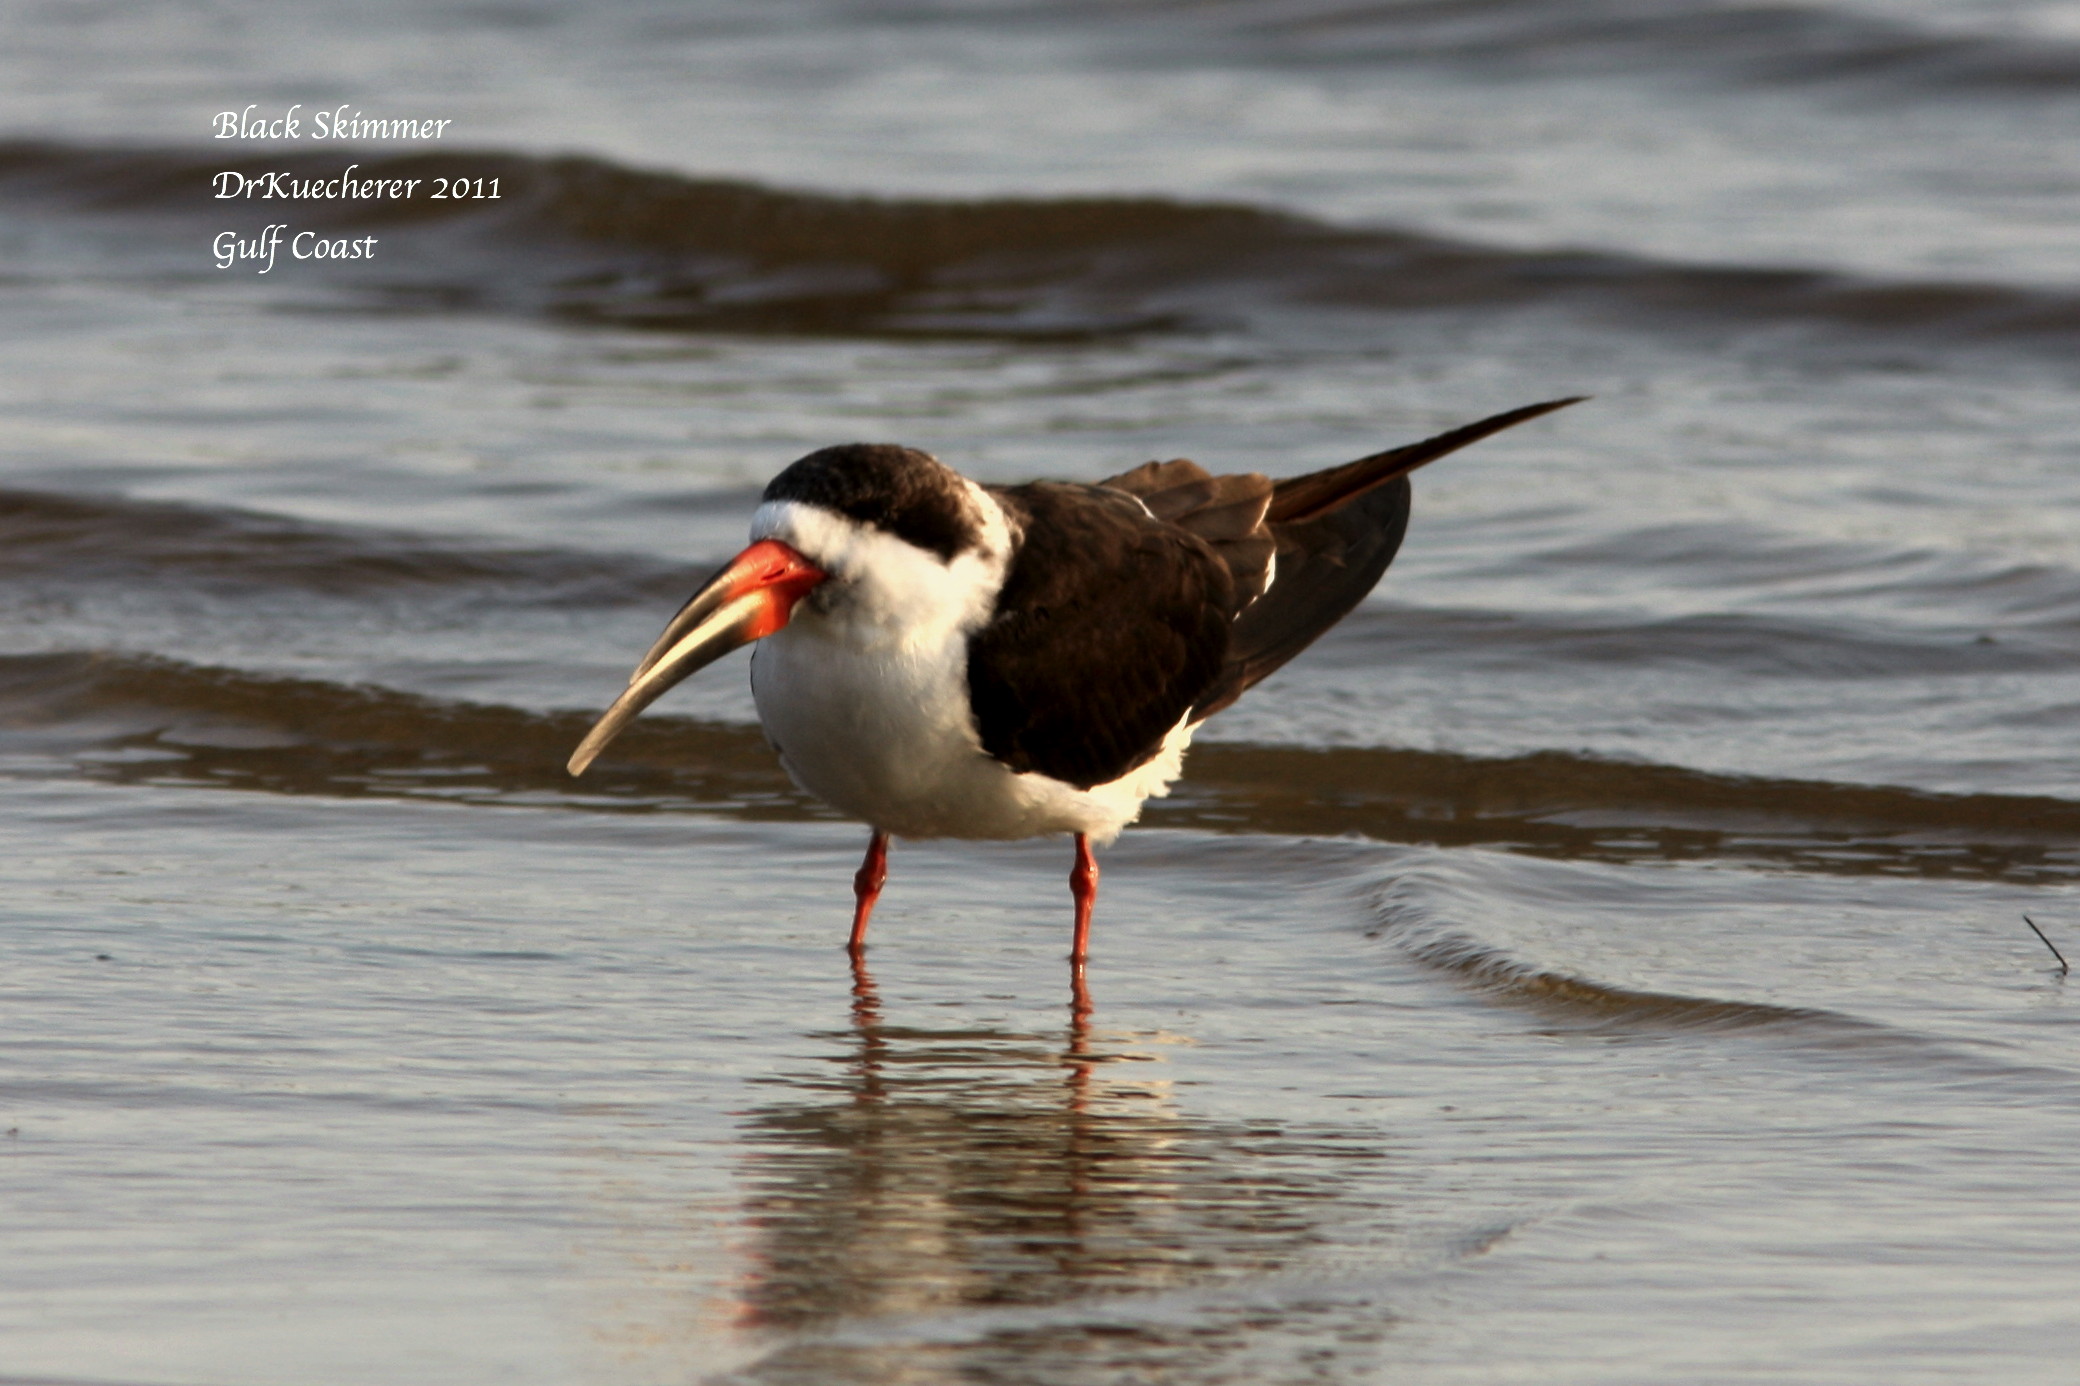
[569,399,1579,997]
[847,957,1099,1114]
[721,958,1386,1378]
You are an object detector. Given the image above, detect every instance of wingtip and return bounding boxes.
[1268,393,1589,525]
[1496,394,1590,425]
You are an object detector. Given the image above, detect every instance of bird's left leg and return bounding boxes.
[848,830,889,956]
[1068,832,1099,967]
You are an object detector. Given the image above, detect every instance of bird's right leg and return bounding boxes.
[1068,832,1099,962]
[1067,833,1098,1018]
[848,830,890,955]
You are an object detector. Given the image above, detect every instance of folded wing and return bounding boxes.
[967,396,1582,792]
[1107,396,1585,719]
[967,482,1234,790]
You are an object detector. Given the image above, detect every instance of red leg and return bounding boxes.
[848,830,889,955]
[1068,832,1099,969]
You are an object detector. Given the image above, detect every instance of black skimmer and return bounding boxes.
[568,398,1580,992]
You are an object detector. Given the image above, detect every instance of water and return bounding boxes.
[1,2,2077,1381]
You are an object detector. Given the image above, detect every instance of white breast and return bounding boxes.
[744,493,1192,843]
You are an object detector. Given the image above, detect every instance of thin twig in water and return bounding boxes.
[2024,916,2068,976]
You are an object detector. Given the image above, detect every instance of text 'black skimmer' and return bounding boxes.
[568,398,1582,1001]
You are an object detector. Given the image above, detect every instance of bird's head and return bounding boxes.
[567,443,1010,776]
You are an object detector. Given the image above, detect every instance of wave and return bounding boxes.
[1135,0,2080,98]
[1379,912,1863,1034]
[0,485,705,604]
[1365,903,2079,1092]
[1172,739,2080,884]
[1333,603,2079,681]
[0,651,804,818]
[5,651,2074,883]
[15,485,2073,673]
[1495,521,2080,631]
[5,141,2077,349]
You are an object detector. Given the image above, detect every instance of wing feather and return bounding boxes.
[972,398,1583,773]
[968,482,1233,790]
[1195,397,1585,717]
[1100,460,1275,604]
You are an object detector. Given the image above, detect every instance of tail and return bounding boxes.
[1192,396,1585,719]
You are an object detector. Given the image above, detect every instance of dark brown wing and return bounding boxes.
[1099,460,1276,606]
[967,482,1234,790]
[1192,396,1585,718]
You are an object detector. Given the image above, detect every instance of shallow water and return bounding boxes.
[2,1,2078,1382]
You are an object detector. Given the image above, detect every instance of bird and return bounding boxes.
[567,397,1581,991]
